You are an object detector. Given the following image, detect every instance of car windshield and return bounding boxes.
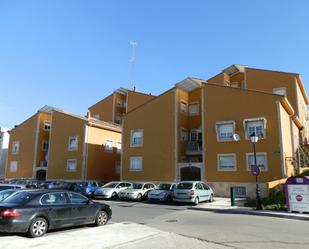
[103,183,118,188]
[176,183,193,190]
[158,184,171,190]
[2,192,36,204]
[0,190,17,201]
[132,184,143,189]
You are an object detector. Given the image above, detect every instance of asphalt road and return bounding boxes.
[103,199,309,249]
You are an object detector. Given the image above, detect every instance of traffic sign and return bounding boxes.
[251,165,260,176]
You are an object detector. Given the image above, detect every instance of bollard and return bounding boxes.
[230,187,236,206]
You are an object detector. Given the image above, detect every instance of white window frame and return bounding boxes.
[215,121,236,142]
[246,152,268,172]
[68,136,78,151]
[42,140,49,151]
[181,128,188,142]
[10,161,18,172]
[67,159,77,172]
[43,121,51,131]
[11,141,20,154]
[130,129,143,147]
[243,118,267,140]
[188,102,199,116]
[217,154,237,171]
[105,140,113,152]
[180,100,187,114]
[130,156,142,171]
[273,87,287,97]
[116,142,122,153]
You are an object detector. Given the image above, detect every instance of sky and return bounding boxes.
[0,0,309,129]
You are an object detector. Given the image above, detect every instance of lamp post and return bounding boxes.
[250,132,263,210]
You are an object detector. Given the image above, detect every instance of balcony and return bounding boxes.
[186,141,203,155]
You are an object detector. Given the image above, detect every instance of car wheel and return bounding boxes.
[95,210,109,226]
[194,197,199,206]
[166,195,172,203]
[209,194,214,203]
[112,192,118,200]
[28,217,48,238]
[136,193,142,201]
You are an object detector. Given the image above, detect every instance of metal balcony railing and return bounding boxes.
[186,141,203,155]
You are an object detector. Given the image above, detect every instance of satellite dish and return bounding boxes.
[233,134,240,142]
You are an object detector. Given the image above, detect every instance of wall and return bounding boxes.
[122,89,175,181]
[6,114,38,179]
[47,111,86,180]
[126,91,155,113]
[88,94,114,122]
[86,125,121,182]
[204,84,284,183]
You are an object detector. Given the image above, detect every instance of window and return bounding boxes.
[11,141,20,154]
[93,114,100,120]
[115,161,120,174]
[273,87,287,97]
[116,142,122,153]
[244,118,266,139]
[10,161,18,172]
[218,154,236,171]
[190,130,202,142]
[67,159,77,172]
[246,153,267,171]
[189,103,199,115]
[181,128,188,142]
[68,136,78,151]
[130,129,143,147]
[130,157,142,171]
[40,193,67,205]
[116,99,124,107]
[44,121,51,131]
[231,82,239,88]
[105,140,113,152]
[180,101,187,113]
[216,121,235,141]
[42,141,49,151]
[67,192,88,204]
[115,114,122,124]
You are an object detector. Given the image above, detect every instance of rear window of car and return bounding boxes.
[132,184,143,189]
[2,192,36,204]
[176,183,193,190]
[158,184,171,190]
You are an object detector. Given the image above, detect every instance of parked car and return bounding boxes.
[75,181,104,197]
[173,181,214,205]
[0,189,21,202]
[41,181,68,190]
[0,189,112,237]
[0,184,28,191]
[118,182,156,201]
[148,182,176,202]
[93,181,132,199]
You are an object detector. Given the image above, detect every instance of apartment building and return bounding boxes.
[88,87,155,125]
[121,66,308,197]
[5,106,53,180]
[0,128,9,179]
[47,110,121,182]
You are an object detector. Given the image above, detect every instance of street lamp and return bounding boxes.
[250,132,263,210]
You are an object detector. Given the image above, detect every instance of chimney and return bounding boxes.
[133,86,136,92]
[86,111,91,119]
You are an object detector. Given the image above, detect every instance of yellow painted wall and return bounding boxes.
[207,73,225,85]
[122,89,175,181]
[126,91,155,113]
[47,111,86,180]
[6,114,38,178]
[188,88,202,130]
[204,84,284,183]
[88,94,114,122]
[86,125,121,181]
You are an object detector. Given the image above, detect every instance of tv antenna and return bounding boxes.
[129,41,137,86]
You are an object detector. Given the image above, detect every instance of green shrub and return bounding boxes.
[298,169,309,176]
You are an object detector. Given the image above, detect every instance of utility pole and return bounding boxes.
[129,41,137,86]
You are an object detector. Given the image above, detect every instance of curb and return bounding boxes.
[188,207,309,221]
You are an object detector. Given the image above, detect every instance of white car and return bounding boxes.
[93,181,132,199]
[118,182,156,201]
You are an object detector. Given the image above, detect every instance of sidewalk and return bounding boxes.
[189,197,309,221]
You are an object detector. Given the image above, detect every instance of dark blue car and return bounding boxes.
[75,181,103,197]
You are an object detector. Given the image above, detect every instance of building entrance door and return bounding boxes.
[36,169,47,181]
[180,167,201,181]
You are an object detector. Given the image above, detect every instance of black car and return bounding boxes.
[0,189,112,238]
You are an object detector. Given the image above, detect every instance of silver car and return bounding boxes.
[147,182,176,202]
[93,181,132,199]
[118,182,156,201]
[173,181,214,205]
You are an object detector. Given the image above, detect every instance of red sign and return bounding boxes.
[251,166,260,176]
